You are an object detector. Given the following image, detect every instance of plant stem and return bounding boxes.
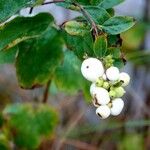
[29,7,34,14]
[42,80,51,103]
[41,1,99,37]
[72,2,99,37]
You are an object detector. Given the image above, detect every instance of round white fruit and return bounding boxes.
[110,98,124,116]
[90,83,97,95]
[119,72,130,87]
[106,66,120,81]
[92,87,110,105]
[96,105,110,119]
[81,58,104,82]
[102,74,107,80]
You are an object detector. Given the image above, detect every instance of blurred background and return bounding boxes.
[0,0,150,149]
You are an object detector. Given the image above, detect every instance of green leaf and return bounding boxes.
[94,35,107,57]
[99,0,124,9]
[106,8,115,17]
[101,16,135,35]
[107,34,122,47]
[113,58,124,68]
[3,103,58,149]
[16,27,64,89]
[84,6,110,24]
[0,47,18,64]
[106,47,121,58]
[0,0,44,22]
[64,21,90,36]
[54,51,89,94]
[0,13,54,51]
[63,31,94,60]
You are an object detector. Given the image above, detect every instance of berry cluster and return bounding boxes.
[81,57,130,119]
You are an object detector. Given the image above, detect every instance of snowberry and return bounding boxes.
[81,58,104,82]
[102,74,107,80]
[110,98,124,116]
[96,105,110,119]
[90,83,97,96]
[92,87,110,105]
[119,72,130,87]
[106,66,120,81]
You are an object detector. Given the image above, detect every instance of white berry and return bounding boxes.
[96,105,110,119]
[92,87,110,105]
[90,83,97,96]
[110,98,124,116]
[102,74,107,80]
[81,58,104,82]
[119,72,130,87]
[106,66,119,81]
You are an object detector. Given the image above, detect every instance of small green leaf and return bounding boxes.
[99,0,124,9]
[54,51,89,94]
[64,21,90,36]
[0,0,44,22]
[84,6,110,24]
[107,34,122,47]
[106,47,121,58]
[63,31,94,60]
[113,58,124,68]
[101,16,135,35]
[0,47,18,64]
[107,8,115,17]
[16,27,64,89]
[94,35,107,57]
[0,13,54,51]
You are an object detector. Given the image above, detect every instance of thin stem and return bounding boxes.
[41,1,99,37]
[42,0,65,5]
[29,7,34,14]
[73,2,99,37]
[42,80,51,103]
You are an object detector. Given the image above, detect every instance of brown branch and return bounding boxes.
[42,80,51,103]
[73,2,99,37]
[41,1,99,37]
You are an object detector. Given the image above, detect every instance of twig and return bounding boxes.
[29,7,34,14]
[73,2,99,37]
[41,1,99,37]
[42,80,51,103]
[54,110,85,150]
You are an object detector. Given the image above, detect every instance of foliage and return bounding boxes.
[1,103,58,149]
[0,0,136,149]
